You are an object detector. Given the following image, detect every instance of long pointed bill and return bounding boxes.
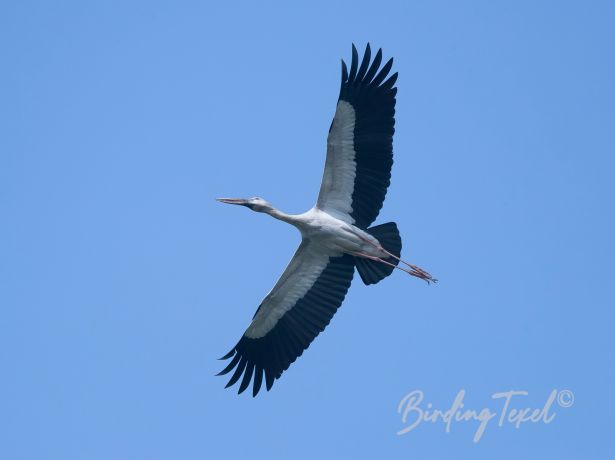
[216,198,250,206]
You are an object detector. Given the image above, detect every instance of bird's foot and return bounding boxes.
[376,248,437,284]
[404,263,437,284]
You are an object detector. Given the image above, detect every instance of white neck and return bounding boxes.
[265,207,300,226]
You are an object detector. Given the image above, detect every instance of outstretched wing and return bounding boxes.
[317,43,397,229]
[218,240,355,396]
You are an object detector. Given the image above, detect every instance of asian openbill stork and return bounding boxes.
[217,44,435,396]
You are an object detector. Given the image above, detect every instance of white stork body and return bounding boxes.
[217,44,435,396]
[270,207,384,257]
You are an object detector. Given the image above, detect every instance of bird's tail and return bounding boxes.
[355,222,402,285]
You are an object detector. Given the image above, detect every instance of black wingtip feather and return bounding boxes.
[219,348,235,360]
[380,72,398,92]
[348,44,359,83]
[252,366,264,397]
[355,43,371,83]
[372,57,394,87]
[238,363,255,394]
[216,352,241,376]
[265,369,275,391]
[364,48,382,83]
[225,356,248,388]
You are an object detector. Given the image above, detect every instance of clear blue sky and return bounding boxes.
[1,1,614,458]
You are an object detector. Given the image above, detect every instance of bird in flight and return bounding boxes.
[217,43,435,397]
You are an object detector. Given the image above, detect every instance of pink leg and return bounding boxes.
[352,232,437,283]
[352,251,436,284]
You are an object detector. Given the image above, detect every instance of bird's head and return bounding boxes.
[216,196,273,213]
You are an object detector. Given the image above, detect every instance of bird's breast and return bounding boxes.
[296,210,366,254]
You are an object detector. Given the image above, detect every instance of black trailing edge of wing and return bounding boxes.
[218,254,355,397]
